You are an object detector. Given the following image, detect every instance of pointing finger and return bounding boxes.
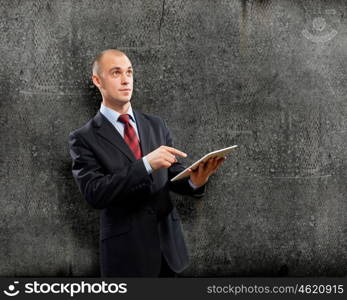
[164,146,188,158]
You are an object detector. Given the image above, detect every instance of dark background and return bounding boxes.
[0,0,346,276]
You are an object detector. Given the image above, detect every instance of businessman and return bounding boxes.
[68,49,225,277]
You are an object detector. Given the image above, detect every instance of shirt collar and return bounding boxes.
[100,103,135,123]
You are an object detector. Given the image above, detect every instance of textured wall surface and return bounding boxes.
[0,0,346,276]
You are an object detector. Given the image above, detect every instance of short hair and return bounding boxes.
[92,49,128,76]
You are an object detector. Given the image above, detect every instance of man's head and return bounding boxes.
[92,49,133,109]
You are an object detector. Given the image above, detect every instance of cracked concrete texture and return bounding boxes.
[0,0,346,276]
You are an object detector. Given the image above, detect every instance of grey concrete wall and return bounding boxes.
[0,0,346,276]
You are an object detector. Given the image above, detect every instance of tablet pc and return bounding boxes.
[170,145,238,182]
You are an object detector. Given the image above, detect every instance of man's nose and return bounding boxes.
[121,73,129,85]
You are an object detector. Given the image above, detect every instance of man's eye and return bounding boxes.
[127,70,133,75]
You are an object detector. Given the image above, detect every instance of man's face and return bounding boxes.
[96,53,133,105]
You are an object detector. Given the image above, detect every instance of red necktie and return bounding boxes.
[118,114,142,159]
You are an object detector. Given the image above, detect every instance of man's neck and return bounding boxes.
[102,100,131,114]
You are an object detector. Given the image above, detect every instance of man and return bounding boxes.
[68,49,225,277]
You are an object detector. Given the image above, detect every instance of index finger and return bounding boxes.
[163,146,187,157]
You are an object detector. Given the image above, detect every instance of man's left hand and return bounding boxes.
[187,157,226,188]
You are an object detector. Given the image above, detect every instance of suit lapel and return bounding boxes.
[133,109,151,156]
[93,110,135,161]
[92,109,152,161]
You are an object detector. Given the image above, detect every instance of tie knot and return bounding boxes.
[118,114,130,124]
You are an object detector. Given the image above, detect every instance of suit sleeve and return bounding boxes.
[162,120,206,198]
[68,132,152,209]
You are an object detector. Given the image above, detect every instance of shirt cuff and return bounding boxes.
[142,156,153,174]
[188,178,201,190]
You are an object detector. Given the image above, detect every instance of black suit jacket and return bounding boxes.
[68,109,205,277]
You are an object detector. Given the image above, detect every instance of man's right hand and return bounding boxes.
[146,146,187,170]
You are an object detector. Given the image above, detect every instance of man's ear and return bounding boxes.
[92,74,102,89]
